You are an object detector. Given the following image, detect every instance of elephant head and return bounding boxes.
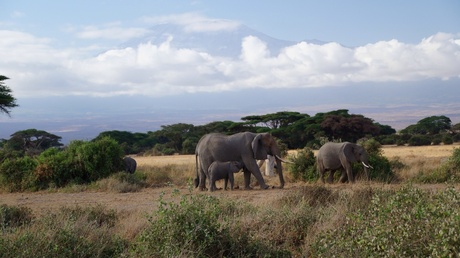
[252,133,285,188]
[341,143,373,181]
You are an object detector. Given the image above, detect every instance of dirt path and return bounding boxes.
[1,182,457,217]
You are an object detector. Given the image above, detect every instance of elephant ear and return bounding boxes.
[343,143,357,163]
[252,133,268,160]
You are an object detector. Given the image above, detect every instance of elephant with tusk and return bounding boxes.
[317,142,372,183]
[195,132,287,190]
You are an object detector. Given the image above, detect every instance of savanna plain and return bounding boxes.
[1,144,460,257]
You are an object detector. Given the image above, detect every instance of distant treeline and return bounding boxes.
[93,110,460,155]
[1,109,459,156]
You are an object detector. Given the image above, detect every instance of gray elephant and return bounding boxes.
[123,156,137,174]
[208,161,243,191]
[195,132,286,190]
[316,142,372,183]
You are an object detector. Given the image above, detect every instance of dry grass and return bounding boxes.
[383,143,459,180]
[382,143,459,158]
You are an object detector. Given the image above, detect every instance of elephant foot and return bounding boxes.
[244,186,253,190]
[261,185,270,190]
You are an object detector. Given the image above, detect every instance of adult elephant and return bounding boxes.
[195,132,285,190]
[317,142,372,183]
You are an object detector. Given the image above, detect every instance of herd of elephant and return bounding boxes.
[122,132,373,191]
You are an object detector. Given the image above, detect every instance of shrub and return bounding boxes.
[0,204,34,231]
[0,156,37,191]
[132,190,288,257]
[287,147,317,182]
[442,134,453,145]
[0,137,124,191]
[408,135,432,146]
[311,186,460,257]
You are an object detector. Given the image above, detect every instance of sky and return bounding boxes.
[1,1,460,142]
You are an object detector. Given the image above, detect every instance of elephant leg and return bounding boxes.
[339,168,347,183]
[345,164,355,183]
[229,173,234,190]
[243,168,252,190]
[208,177,215,192]
[327,170,334,184]
[199,160,211,191]
[224,177,228,190]
[243,158,269,189]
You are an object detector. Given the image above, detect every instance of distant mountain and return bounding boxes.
[121,23,326,57]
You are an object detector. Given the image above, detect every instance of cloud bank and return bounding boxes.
[0,16,459,98]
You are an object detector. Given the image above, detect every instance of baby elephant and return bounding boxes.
[208,161,243,192]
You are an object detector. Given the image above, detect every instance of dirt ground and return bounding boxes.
[1,144,459,216]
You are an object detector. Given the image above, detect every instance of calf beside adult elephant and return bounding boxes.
[195,132,286,190]
[317,142,373,183]
[208,161,243,191]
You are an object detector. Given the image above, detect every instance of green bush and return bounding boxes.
[311,186,460,257]
[132,190,288,257]
[0,156,37,191]
[287,147,317,182]
[0,137,124,191]
[408,135,432,146]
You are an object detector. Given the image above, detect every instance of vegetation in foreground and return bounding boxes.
[1,184,460,257]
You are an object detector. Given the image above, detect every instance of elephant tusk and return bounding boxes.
[362,162,373,169]
[275,155,294,164]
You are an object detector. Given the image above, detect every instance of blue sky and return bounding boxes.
[1,1,460,141]
[3,0,459,46]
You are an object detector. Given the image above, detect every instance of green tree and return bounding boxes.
[6,129,62,155]
[241,111,308,129]
[0,75,18,116]
[401,115,452,135]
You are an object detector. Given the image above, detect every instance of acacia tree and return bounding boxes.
[0,75,18,116]
[7,129,62,154]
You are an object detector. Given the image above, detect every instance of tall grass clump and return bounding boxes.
[0,205,127,257]
[413,148,460,183]
[131,190,289,257]
[311,185,460,257]
[0,204,34,232]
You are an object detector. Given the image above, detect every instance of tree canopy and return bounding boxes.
[0,75,18,116]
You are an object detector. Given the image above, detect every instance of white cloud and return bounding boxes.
[0,27,459,99]
[75,24,149,40]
